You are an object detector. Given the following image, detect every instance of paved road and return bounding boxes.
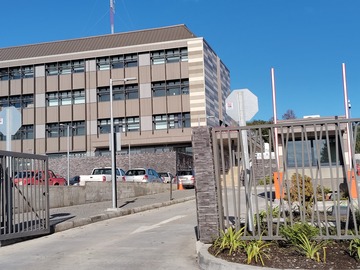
[0,198,199,270]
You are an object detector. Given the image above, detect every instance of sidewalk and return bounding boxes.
[50,189,195,233]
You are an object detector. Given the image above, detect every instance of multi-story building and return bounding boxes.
[0,24,231,157]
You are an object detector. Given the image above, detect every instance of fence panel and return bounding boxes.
[0,151,50,242]
[212,118,360,240]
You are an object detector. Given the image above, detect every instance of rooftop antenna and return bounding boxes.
[110,0,115,34]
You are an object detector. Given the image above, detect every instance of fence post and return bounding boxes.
[193,127,220,244]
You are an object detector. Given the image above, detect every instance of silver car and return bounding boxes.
[125,168,162,183]
[176,169,195,188]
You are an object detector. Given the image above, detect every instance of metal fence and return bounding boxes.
[212,118,360,240]
[0,150,50,243]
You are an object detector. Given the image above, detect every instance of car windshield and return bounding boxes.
[126,169,146,176]
[158,173,168,177]
[15,171,34,178]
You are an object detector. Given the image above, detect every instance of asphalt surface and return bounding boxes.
[50,189,195,233]
[49,188,259,270]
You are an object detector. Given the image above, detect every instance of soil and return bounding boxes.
[208,240,360,269]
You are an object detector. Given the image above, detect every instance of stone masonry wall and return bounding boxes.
[48,151,193,180]
[192,127,220,244]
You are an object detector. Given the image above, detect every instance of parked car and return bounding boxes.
[79,167,126,186]
[125,168,162,183]
[69,175,80,185]
[13,170,67,186]
[158,172,174,183]
[176,169,195,188]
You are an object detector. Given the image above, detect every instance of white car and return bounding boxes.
[125,168,162,183]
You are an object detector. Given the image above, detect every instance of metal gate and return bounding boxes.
[0,150,50,244]
[212,118,360,240]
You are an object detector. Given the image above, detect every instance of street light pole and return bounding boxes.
[66,124,70,186]
[109,77,136,210]
[109,78,116,209]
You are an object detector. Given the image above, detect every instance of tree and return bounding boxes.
[282,109,296,120]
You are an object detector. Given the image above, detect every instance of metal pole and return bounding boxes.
[271,68,279,165]
[237,91,253,232]
[108,77,136,210]
[67,125,70,186]
[128,143,131,169]
[110,78,117,209]
[342,63,352,170]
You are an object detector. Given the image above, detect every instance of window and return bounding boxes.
[127,117,140,132]
[60,91,72,105]
[46,63,58,76]
[111,55,124,69]
[97,84,138,102]
[286,137,343,167]
[23,66,34,78]
[0,68,9,81]
[47,123,60,138]
[152,79,189,97]
[0,66,34,80]
[72,121,85,136]
[151,47,188,65]
[47,122,85,138]
[59,61,72,75]
[153,115,168,130]
[73,90,85,104]
[97,57,110,70]
[98,117,139,134]
[97,53,138,71]
[46,90,85,106]
[0,95,34,108]
[124,54,138,67]
[47,93,59,106]
[10,67,21,80]
[153,113,190,130]
[46,60,85,76]
[73,60,85,73]
[13,125,34,140]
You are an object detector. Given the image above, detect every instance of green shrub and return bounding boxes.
[245,238,272,266]
[293,233,327,262]
[349,237,360,260]
[258,175,273,185]
[289,173,314,202]
[280,222,319,246]
[213,226,246,255]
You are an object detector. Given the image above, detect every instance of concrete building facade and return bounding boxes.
[0,25,231,157]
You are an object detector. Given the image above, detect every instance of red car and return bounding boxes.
[13,170,66,186]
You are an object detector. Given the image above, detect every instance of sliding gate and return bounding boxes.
[0,150,50,244]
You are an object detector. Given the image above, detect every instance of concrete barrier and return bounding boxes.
[49,182,173,208]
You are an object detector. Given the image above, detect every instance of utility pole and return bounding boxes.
[110,0,115,34]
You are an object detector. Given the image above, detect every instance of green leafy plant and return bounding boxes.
[280,222,319,246]
[213,226,246,255]
[289,173,315,202]
[258,175,273,185]
[244,237,272,265]
[254,206,280,233]
[293,233,327,262]
[349,237,360,260]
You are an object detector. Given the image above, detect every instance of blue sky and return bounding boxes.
[1,0,359,121]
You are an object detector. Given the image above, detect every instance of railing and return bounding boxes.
[0,151,50,242]
[212,118,360,240]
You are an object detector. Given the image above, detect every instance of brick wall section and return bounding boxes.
[192,127,220,244]
[49,151,193,179]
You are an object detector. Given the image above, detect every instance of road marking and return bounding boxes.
[131,215,186,234]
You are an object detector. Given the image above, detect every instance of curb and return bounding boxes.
[53,196,195,233]
[196,241,266,270]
